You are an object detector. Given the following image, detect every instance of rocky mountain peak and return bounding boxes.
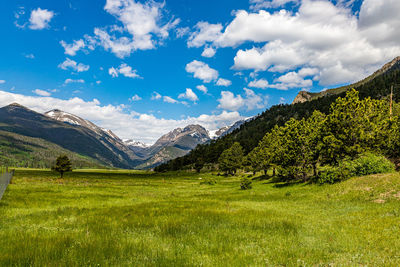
[292,91,313,104]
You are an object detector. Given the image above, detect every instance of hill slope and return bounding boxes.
[292,56,400,104]
[157,57,400,171]
[0,104,140,168]
[134,125,211,169]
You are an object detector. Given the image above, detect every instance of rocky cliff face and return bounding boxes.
[292,91,314,104]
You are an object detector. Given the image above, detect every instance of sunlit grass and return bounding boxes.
[1,169,400,266]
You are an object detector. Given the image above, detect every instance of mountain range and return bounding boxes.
[156,56,400,171]
[0,103,244,169]
[2,57,399,170]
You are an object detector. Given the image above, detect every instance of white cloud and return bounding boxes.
[24,54,35,59]
[189,1,400,87]
[186,60,219,83]
[218,89,268,111]
[29,8,54,30]
[201,46,216,58]
[151,91,162,100]
[249,0,299,11]
[196,85,208,94]
[58,58,90,72]
[60,39,85,56]
[131,94,142,101]
[163,96,178,104]
[83,0,180,58]
[176,27,190,38]
[217,91,244,111]
[0,90,243,144]
[33,89,51,97]
[188,22,223,48]
[96,80,102,84]
[64,79,85,84]
[0,80,5,84]
[178,88,199,102]
[108,63,141,79]
[243,88,268,110]
[216,78,232,87]
[248,79,269,89]
[272,71,313,90]
[93,28,137,58]
[298,67,319,77]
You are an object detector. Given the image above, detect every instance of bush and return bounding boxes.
[340,153,395,177]
[240,177,253,190]
[317,153,394,184]
[316,165,350,184]
[200,177,217,185]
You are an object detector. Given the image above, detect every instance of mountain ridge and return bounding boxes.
[292,56,400,104]
[156,56,400,172]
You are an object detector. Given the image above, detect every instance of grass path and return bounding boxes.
[1,169,400,266]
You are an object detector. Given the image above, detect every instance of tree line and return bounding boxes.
[156,67,400,172]
[158,89,400,182]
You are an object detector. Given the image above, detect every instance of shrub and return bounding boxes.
[340,153,395,177]
[316,165,350,184]
[317,153,394,184]
[240,177,253,190]
[200,177,217,185]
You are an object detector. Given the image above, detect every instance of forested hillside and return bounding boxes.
[156,59,400,172]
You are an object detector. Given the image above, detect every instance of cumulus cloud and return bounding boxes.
[79,0,180,58]
[0,80,5,84]
[108,63,141,79]
[196,85,208,94]
[58,58,90,72]
[185,60,219,83]
[188,0,400,87]
[33,89,51,97]
[60,39,85,56]
[178,88,199,102]
[29,8,54,30]
[130,94,142,101]
[24,54,35,59]
[64,79,85,84]
[249,0,300,11]
[217,91,243,111]
[163,96,178,104]
[218,89,268,111]
[151,91,162,100]
[216,78,232,87]
[188,22,223,48]
[272,71,313,90]
[248,78,269,89]
[201,46,216,58]
[0,90,243,144]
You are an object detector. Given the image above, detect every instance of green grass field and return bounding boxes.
[1,169,400,266]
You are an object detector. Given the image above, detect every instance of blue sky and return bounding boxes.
[0,0,399,143]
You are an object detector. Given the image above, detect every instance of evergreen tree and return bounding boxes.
[52,155,72,178]
[218,142,244,175]
[321,89,390,164]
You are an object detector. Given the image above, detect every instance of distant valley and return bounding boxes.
[0,103,246,169]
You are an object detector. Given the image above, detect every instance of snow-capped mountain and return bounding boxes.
[45,109,121,141]
[44,109,139,164]
[209,119,249,139]
[124,140,150,148]
[134,125,211,169]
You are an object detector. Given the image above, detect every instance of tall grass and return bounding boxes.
[1,169,400,266]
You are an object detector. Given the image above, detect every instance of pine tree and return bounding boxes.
[52,155,72,178]
[218,142,244,175]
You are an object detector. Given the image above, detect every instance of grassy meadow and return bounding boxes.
[1,169,400,266]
